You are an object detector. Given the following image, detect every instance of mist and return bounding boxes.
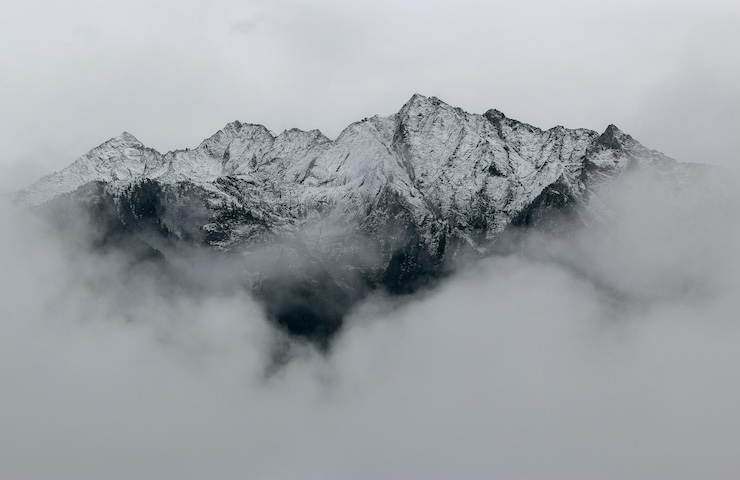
[2,167,740,479]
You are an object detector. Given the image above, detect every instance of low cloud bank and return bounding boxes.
[1,168,740,479]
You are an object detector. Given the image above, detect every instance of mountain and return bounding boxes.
[10,94,705,347]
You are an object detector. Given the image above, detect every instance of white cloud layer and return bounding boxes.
[1,165,739,479]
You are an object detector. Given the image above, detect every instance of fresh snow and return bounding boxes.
[12,94,681,247]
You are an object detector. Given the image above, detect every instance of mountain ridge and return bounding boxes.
[10,94,697,346]
[13,94,667,211]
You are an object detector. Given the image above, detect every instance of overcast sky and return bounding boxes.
[1,0,738,193]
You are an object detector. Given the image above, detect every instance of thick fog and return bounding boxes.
[2,168,740,479]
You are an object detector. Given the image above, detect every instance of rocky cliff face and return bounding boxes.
[11,94,699,346]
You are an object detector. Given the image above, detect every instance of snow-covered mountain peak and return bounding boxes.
[401,93,429,109]
[595,124,631,150]
[399,94,462,120]
[278,127,328,141]
[197,122,274,154]
[91,131,147,151]
[13,95,690,221]
[10,130,161,206]
[581,123,679,190]
[115,131,143,144]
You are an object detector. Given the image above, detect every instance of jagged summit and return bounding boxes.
[118,131,141,142]
[401,93,443,110]
[596,124,629,150]
[483,108,507,121]
[402,92,436,108]
[97,131,145,149]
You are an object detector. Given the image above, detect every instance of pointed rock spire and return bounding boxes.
[596,124,629,150]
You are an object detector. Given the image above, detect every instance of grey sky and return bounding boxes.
[1,0,739,193]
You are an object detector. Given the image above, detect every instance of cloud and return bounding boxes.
[230,13,276,35]
[630,15,740,168]
[1,165,740,479]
